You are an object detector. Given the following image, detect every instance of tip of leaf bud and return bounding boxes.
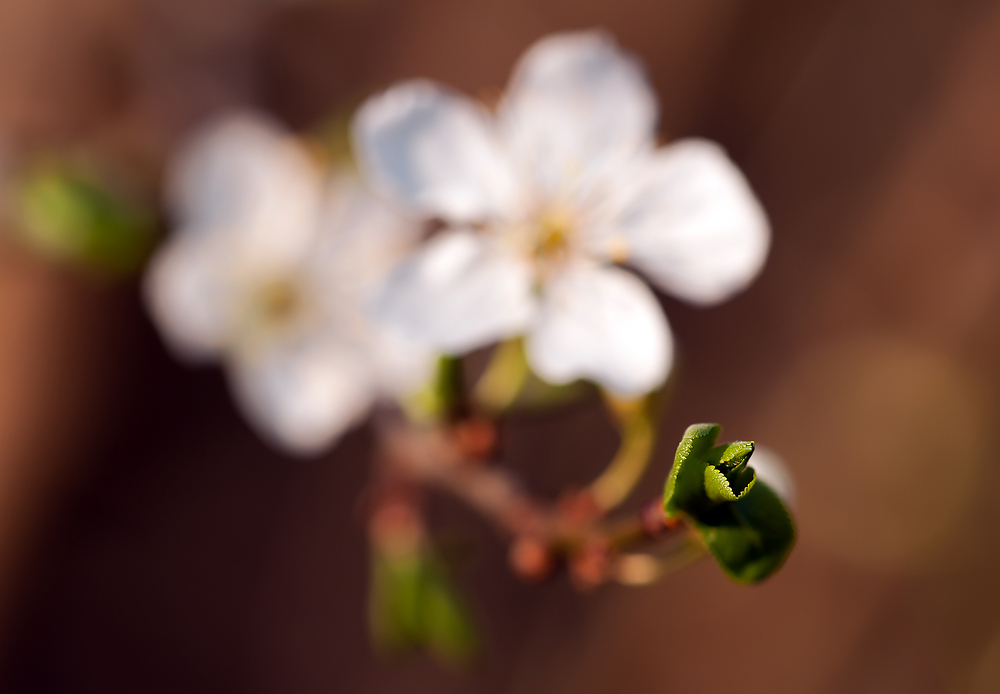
[714,441,755,470]
[662,424,795,583]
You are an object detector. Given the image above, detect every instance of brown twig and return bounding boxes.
[373,416,695,587]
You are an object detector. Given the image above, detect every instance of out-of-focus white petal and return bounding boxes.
[311,172,437,396]
[374,228,534,354]
[144,233,236,361]
[370,325,438,397]
[501,31,657,196]
[607,139,770,305]
[166,112,324,270]
[230,340,375,456]
[352,81,519,222]
[314,172,423,298]
[525,263,671,396]
[750,445,796,506]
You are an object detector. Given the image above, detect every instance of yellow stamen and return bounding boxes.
[255,277,302,326]
[534,207,574,262]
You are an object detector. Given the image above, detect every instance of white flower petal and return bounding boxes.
[144,233,236,360]
[309,173,437,397]
[501,31,657,196]
[314,172,424,299]
[370,325,438,397]
[352,81,519,222]
[230,340,375,456]
[608,139,770,305]
[166,111,324,269]
[373,229,534,354]
[525,263,671,396]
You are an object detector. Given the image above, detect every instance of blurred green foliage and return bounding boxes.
[369,544,479,665]
[14,166,154,276]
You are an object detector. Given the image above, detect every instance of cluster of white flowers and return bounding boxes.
[145,31,770,455]
[145,114,433,454]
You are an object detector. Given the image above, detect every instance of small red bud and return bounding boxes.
[639,500,670,536]
[454,417,499,460]
[509,536,554,582]
[557,489,600,527]
[569,540,611,591]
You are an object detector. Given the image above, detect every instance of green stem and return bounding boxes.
[588,394,657,512]
[472,339,529,413]
[403,355,466,424]
[436,355,465,420]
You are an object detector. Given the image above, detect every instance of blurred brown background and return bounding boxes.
[1,0,1000,691]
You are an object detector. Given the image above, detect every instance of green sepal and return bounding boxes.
[663,424,795,583]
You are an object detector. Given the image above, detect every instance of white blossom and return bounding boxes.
[145,112,433,455]
[353,31,769,397]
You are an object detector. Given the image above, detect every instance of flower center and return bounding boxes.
[533,207,574,265]
[253,276,304,328]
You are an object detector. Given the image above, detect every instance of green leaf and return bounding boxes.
[368,545,479,665]
[420,560,479,664]
[369,552,424,653]
[663,423,721,516]
[703,441,756,503]
[662,424,795,583]
[692,481,795,583]
[704,464,755,503]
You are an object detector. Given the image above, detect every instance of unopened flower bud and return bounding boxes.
[453,417,499,460]
[509,536,553,582]
[569,540,611,591]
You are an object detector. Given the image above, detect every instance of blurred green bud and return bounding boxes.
[419,560,479,664]
[14,166,154,276]
[369,545,478,665]
[663,424,795,583]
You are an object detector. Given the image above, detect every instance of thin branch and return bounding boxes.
[375,417,698,586]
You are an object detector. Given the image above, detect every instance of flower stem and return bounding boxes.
[587,392,657,512]
[472,339,529,413]
[375,415,701,587]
